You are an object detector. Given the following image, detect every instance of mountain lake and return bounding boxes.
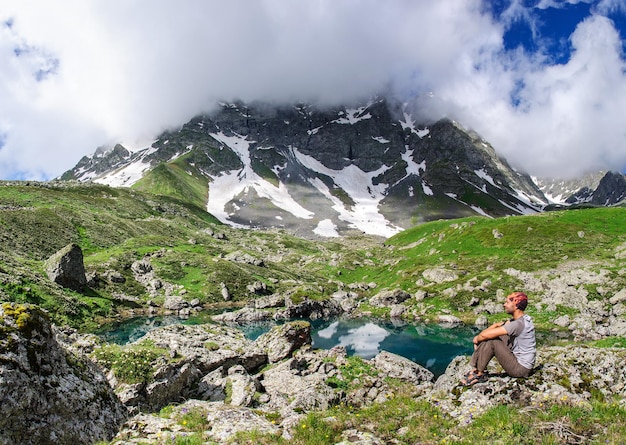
[95,312,488,376]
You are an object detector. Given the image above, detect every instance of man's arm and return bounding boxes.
[473,321,508,345]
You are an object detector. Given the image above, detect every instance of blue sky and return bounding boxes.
[1,0,626,180]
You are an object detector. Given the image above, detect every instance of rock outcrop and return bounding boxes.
[0,303,127,445]
[254,321,312,363]
[426,344,626,424]
[44,243,87,291]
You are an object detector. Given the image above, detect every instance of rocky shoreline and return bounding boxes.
[2,302,625,444]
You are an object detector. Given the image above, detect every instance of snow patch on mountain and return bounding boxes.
[372,136,390,144]
[93,147,159,187]
[207,132,314,227]
[334,107,372,125]
[399,112,429,138]
[401,147,426,178]
[422,182,433,196]
[291,147,402,238]
[475,168,499,188]
[313,219,340,238]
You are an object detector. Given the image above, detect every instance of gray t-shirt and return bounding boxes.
[504,314,536,370]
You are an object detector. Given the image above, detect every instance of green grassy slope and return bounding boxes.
[0,181,341,328]
[329,207,626,324]
[2,180,626,331]
[132,153,210,209]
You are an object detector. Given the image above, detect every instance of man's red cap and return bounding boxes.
[510,292,528,310]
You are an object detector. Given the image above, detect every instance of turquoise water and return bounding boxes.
[95,314,478,377]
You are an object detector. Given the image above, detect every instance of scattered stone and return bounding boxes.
[225,251,265,267]
[220,282,231,301]
[213,306,272,323]
[369,288,411,307]
[247,280,268,294]
[609,288,626,305]
[422,268,458,283]
[474,314,489,327]
[274,298,344,320]
[163,295,189,312]
[390,304,406,318]
[437,314,463,325]
[255,293,286,309]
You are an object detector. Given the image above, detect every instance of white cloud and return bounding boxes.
[0,0,625,180]
[455,14,626,178]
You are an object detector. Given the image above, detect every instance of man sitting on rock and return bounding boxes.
[461,292,536,386]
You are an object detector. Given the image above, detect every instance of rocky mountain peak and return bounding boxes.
[61,98,550,238]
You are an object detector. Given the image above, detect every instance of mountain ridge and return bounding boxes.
[61,98,625,237]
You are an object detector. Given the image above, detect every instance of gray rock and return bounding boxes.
[220,282,231,301]
[142,361,203,411]
[437,314,463,325]
[255,321,312,363]
[44,243,87,290]
[140,324,267,375]
[474,315,489,327]
[553,315,570,327]
[610,288,626,305]
[247,280,268,294]
[204,405,281,443]
[336,429,385,445]
[422,268,458,283]
[371,351,434,386]
[0,304,126,444]
[274,297,343,320]
[254,292,287,309]
[260,349,343,412]
[369,288,411,307]
[197,367,227,401]
[163,295,189,311]
[389,304,406,318]
[331,290,360,312]
[225,251,265,267]
[131,259,153,275]
[213,306,272,323]
[227,365,259,407]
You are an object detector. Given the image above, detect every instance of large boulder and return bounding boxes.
[254,321,312,363]
[0,303,127,444]
[371,351,434,386]
[44,243,87,291]
[260,347,345,412]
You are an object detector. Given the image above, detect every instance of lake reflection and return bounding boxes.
[310,318,477,376]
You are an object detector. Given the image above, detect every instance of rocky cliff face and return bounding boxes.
[0,303,127,445]
[590,171,626,205]
[62,98,548,238]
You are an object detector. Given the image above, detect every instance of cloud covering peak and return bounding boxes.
[1,0,625,180]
